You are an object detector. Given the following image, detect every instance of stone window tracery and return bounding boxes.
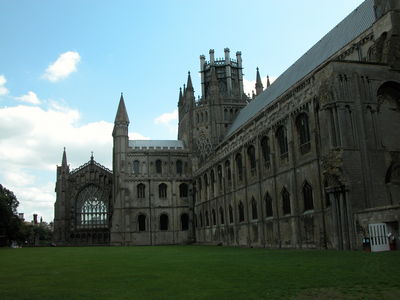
[296,113,311,154]
[276,126,288,159]
[76,184,108,228]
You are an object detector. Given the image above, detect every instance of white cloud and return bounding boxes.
[43,51,81,82]
[0,103,148,222]
[0,75,9,95]
[154,109,178,136]
[154,109,178,125]
[15,91,41,105]
[243,76,277,97]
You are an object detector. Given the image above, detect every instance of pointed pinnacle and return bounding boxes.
[115,93,130,124]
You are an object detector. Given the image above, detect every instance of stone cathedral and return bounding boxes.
[54,0,400,250]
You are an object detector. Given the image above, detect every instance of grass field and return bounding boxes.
[0,246,399,300]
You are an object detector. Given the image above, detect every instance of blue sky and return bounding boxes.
[0,0,364,222]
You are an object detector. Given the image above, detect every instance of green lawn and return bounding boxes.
[0,246,399,300]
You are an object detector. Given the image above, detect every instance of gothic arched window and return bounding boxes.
[238,201,245,222]
[229,205,234,224]
[200,212,203,227]
[247,145,256,174]
[160,214,169,230]
[176,160,183,175]
[156,160,162,174]
[133,160,140,174]
[219,206,224,225]
[265,192,273,217]
[138,214,146,231]
[159,183,167,199]
[137,183,145,198]
[282,187,291,215]
[179,183,188,198]
[210,170,215,196]
[235,153,243,181]
[204,173,208,199]
[225,160,231,184]
[276,126,288,158]
[296,113,311,154]
[181,213,189,231]
[260,136,270,165]
[303,181,314,211]
[205,211,209,226]
[251,198,258,220]
[76,184,108,229]
[212,209,216,226]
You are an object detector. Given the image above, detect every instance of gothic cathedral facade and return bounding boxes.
[54,0,400,250]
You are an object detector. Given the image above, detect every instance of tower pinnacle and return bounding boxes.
[114,93,129,124]
[255,67,264,96]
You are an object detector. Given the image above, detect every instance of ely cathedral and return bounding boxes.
[54,0,400,250]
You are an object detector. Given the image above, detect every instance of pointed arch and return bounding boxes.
[251,197,258,220]
[265,192,273,217]
[282,187,291,215]
[276,126,288,158]
[238,201,245,222]
[219,206,225,225]
[303,181,314,211]
[296,113,311,154]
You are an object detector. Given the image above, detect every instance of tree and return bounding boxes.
[0,184,22,246]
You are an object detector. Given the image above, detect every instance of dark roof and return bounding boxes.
[226,0,376,137]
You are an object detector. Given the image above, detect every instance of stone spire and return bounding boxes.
[267,75,271,88]
[61,147,67,167]
[186,71,193,91]
[255,67,264,96]
[178,87,183,107]
[114,93,129,124]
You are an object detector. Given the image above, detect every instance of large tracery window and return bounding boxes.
[276,126,288,159]
[296,113,311,154]
[76,184,108,228]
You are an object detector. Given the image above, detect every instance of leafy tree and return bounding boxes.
[0,184,22,246]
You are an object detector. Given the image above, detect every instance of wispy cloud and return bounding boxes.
[15,91,41,105]
[0,75,9,95]
[43,51,81,82]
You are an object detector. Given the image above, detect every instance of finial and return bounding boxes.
[188,71,190,75]
[91,151,94,161]
[256,67,259,71]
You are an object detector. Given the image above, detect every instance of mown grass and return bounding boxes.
[0,246,399,300]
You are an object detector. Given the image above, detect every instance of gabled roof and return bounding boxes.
[129,140,184,150]
[226,0,376,138]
